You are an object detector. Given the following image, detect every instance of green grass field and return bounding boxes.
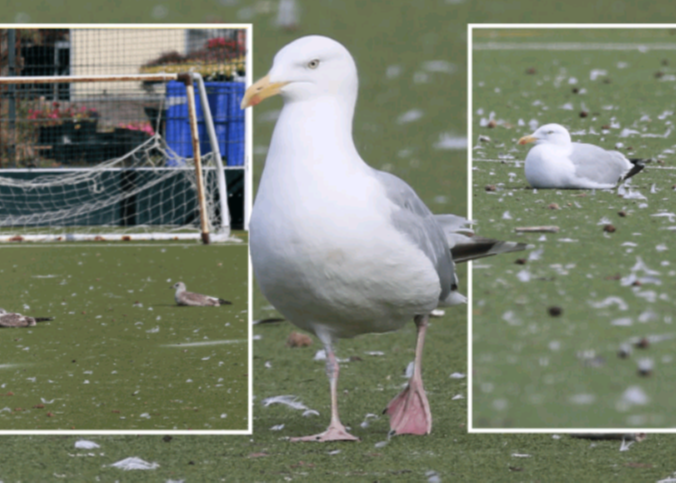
[472,29,676,429]
[3,3,676,483]
[0,241,248,430]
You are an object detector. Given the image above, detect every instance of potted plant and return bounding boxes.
[139,35,245,81]
[28,100,99,163]
[30,101,99,142]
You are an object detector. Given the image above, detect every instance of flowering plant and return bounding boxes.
[118,121,155,136]
[28,102,98,125]
[207,37,237,51]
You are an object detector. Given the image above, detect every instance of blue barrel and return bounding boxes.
[225,82,245,166]
[165,81,245,167]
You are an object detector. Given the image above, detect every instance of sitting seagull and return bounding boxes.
[0,308,53,328]
[518,123,648,189]
[172,282,231,307]
[241,35,526,442]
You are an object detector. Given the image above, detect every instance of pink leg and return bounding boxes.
[291,345,359,442]
[385,315,432,436]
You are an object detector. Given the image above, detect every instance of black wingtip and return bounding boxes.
[35,317,53,323]
[451,239,529,264]
[218,299,232,305]
[624,158,650,181]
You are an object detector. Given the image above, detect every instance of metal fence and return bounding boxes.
[0,28,246,169]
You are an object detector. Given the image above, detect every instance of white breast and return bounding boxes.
[524,144,576,188]
[250,167,440,339]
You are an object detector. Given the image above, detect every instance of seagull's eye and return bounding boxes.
[307,59,320,70]
[547,130,554,134]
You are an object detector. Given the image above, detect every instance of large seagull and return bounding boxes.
[242,35,525,442]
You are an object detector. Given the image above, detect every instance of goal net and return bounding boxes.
[0,28,248,243]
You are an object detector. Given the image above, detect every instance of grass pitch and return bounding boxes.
[2,5,676,483]
[472,29,676,429]
[0,241,248,430]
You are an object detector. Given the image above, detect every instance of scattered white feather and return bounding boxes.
[620,386,650,407]
[434,133,467,150]
[657,472,676,483]
[397,109,423,124]
[589,69,607,81]
[652,212,676,222]
[516,270,531,282]
[314,349,327,361]
[74,440,100,449]
[262,395,319,417]
[360,413,379,428]
[569,394,595,405]
[422,60,456,74]
[619,438,635,452]
[589,296,628,311]
[109,457,159,470]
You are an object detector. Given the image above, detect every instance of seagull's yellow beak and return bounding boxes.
[518,135,537,145]
[240,74,289,109]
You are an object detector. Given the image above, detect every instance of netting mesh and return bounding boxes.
[0,135,222,234]
[0,28,247,237]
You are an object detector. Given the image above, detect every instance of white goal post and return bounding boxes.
[0,72,237,244]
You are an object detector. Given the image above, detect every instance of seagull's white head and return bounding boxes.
[172,282,186,291]
[0,308,6,315]
[241,35,358,108]
[518,123,572,147]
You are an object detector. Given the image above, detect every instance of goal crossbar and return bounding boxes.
[0,73,183,85]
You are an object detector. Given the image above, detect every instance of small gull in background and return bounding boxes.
[0,308,52,328]
[171,282,231,307]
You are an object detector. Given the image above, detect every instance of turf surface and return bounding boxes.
[0,241,249,430]
[472,29,676,429]
[2,3,676,483]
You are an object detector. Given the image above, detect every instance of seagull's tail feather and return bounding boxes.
[218,298,232,305]
[624,158,650,181]
[253,318,286,325]
[433,213,528,262]
[34,317,53,323]
[451,237,528,263]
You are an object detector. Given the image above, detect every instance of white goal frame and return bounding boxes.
[0,72,237,244]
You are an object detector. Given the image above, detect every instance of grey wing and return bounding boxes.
[434,214,474,249]
[0,313,27,327]
[570,143,630,184]
[373,170,455,301]
[183,291,215,306]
